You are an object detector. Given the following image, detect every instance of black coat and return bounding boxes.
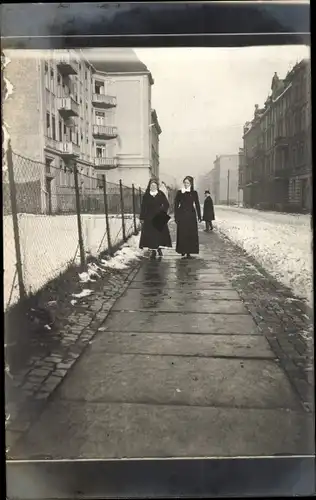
[203,196,215,221]
[174,190,201,254]
[139,190,172,249]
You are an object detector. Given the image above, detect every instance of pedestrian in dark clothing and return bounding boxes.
[174,175,202,258]
[139,179,172,258]
[203,190,215,231]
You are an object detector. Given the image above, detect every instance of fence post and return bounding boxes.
[102,175,113,256]
[132,184,138,235]
[138,187,142,214]
[6,140,26,300]
[119,179,127,242]
[73,162,86,269]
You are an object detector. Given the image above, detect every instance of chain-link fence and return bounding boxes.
[3,143,146,310]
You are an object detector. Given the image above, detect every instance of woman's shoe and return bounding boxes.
[157,248,163,257]
[150,250,157,259]
[186,254,192,259]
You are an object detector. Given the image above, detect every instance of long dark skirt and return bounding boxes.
[139,219,172,250]
[176,212,199,254]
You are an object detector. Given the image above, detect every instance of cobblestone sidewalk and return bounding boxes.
[5,257,142,454]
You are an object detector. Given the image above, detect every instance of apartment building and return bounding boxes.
[212,154,239,205]
[240,59,311,212]
[3,48,160,213]
[150,109,162,180]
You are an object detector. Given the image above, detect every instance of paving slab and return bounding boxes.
[129,281,234,290]
[132,274,227,283]
[56,353,302,410]
[113,292,247,314]
[103,311,259,334]
[133,267,223,280]
[11,401,314,459]
[90,332,275,359]
[118,288,240,301]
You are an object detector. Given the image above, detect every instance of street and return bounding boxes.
[9,223,313,459]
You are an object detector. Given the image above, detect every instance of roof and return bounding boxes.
[81,48,154,83]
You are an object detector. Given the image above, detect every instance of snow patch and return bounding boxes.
[101,234,142,271]
[72,289,94,299]
[215,206,312,305]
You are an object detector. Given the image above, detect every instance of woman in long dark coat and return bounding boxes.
[139,179,172,258]
[174,176,202,258]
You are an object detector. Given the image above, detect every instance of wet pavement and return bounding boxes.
[8,224,314,459]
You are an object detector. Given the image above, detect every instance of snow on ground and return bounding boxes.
[214,206,313,305]
[3,213,137,309]
[101,233,142,271]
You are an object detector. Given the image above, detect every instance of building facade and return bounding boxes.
[212,154,239,205]
[240,59,311,212]
[3,48,160,213]
[150,109,162,180]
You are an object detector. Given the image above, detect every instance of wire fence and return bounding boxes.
[3,142,151,310]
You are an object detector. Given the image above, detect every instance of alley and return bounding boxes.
[10,225,313,459]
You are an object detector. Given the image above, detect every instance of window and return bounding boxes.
[95,111,105,125]
[94,81,105,95]
[46,112,51,136]
[45,157,51,175]
[96,144,106,158]
[57,74,61,85]
[44,62,49,88]
[59,120,62,141]
[52,115,56,140]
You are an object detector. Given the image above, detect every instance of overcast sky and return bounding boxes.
[135,45,310,184]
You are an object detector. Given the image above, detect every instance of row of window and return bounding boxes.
[45,61,109,97]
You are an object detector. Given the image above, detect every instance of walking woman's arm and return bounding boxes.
[194,191,202,221]
[174,190,180,222]
[161,192,170,213]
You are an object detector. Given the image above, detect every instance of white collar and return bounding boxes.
[181,187,191,193]
[150,190,158,197]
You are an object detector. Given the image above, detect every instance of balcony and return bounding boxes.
[274,136,289,149]
[94,157,119,170]
[92,125,118,139]
[57,97,79,117]
[45,136,60,152]
[92,93,117,108]
[57,52,78,76]
[58,142,80,159]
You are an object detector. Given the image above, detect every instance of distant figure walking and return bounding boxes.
[139,179,172,259]
[203,190,215,231]
[174,175,202,258]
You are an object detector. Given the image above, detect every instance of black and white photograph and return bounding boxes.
[3,40,313,475]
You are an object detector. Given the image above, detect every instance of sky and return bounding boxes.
[135,46,310,184]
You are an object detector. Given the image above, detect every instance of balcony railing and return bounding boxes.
[94,157,119,170]
[59,142,80,158]
[57,97,79,117]
[92,125,118,139]
[92,94,117,108]
[45,136,59,152]
[57,52,78,76]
